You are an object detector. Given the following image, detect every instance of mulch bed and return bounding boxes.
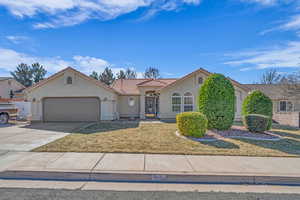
[211,125,281,140]
[177,125,281,142]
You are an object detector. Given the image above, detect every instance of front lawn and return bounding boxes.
[34,121,300,157]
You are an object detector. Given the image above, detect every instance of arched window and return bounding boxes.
[66,76,73,84]
[172,93,181,112]
[198,77,203,84]
[184,92,193,112]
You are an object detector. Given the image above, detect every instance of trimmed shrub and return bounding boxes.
[242,90,273,130]
[176,112,207,138]
[243,114,270,133]
[198,74,235,130]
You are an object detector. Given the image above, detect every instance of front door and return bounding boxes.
[145,96,159,118]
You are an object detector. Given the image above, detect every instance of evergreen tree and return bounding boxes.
[117,68,137,79]
[144,67,160,79]
[125,68,137,79]
[10,63,33,87]
[117,70,126,79]
[10,63,47,87]
[31,63,47,84]
[90,71,99,80]
[99,67,115,85]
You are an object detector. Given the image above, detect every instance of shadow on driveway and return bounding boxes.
[21,122,87,133]
[75,121,140,134]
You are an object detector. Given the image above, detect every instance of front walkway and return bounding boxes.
[1,152,300,185]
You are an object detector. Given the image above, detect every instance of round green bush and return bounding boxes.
[243,114,270,133]
[198,74,235,130]
[242,90,273,130]
[176,112,208,138]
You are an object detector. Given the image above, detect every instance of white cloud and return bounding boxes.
[0,48,70,74]
[0,0,201,29]
[0,47,132,77]
[139,0,200,20]
[280,14,300,31]
[240,0,280,6]
[240,0,296,6]
[72,55,125,74]
[260,14,300,36]
[6,35,29,44]
[224,41,300,71]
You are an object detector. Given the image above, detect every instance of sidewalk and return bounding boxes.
[0,151,300,185]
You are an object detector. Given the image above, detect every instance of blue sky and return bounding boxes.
[0,0,299,83]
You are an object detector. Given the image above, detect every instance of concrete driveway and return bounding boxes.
[0,123,85,151]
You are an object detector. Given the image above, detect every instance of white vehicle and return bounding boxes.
[0,102,18,124]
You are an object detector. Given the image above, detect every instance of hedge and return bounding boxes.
[243,114,270,133]
[176,112,207,138]
[242,90,273,130]
[198,74,235,130]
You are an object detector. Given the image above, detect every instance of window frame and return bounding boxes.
[66,76,73,85]
[279,100,293,112]
[171,93,182,113]
[183,92,194,112]
[198,77,203,84]
[128,97,135,107]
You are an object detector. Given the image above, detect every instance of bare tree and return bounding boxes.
[280,72,300,97]
[260,69,281,84]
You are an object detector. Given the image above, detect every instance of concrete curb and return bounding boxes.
[1,170,300,186]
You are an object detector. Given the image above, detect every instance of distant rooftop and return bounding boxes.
[0,77,12,81]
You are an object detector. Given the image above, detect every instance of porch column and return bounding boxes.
[140,94,145,119]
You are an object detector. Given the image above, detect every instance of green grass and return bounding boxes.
[34,122,300,157]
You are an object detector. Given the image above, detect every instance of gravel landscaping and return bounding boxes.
[208,126,281,141]
[176,126,281,142]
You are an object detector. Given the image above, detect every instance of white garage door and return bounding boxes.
[43,97,100,122]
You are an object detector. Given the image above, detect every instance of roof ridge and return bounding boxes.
[25,67,119,94]
[115,78,178,80]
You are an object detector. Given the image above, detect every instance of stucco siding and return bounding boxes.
[234,87,247,120]
[26,70,117,121]
[273,99,300,113]
[117,95,140,118]
[0,79,24,99]
[158,71,247,120]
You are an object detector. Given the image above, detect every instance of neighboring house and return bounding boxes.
[24,67,249,122]
[0,77,25,99]
[246,84,300,127]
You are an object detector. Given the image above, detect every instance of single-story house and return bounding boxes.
[24,67,249,122]
[246,84,300,127]
[0,77,25,99]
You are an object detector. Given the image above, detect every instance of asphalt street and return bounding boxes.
[1,188,300,200]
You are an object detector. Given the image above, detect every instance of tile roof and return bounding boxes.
[112,79,177,95]
[245,84,295,100]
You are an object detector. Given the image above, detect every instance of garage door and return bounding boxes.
[43,97,100,122]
